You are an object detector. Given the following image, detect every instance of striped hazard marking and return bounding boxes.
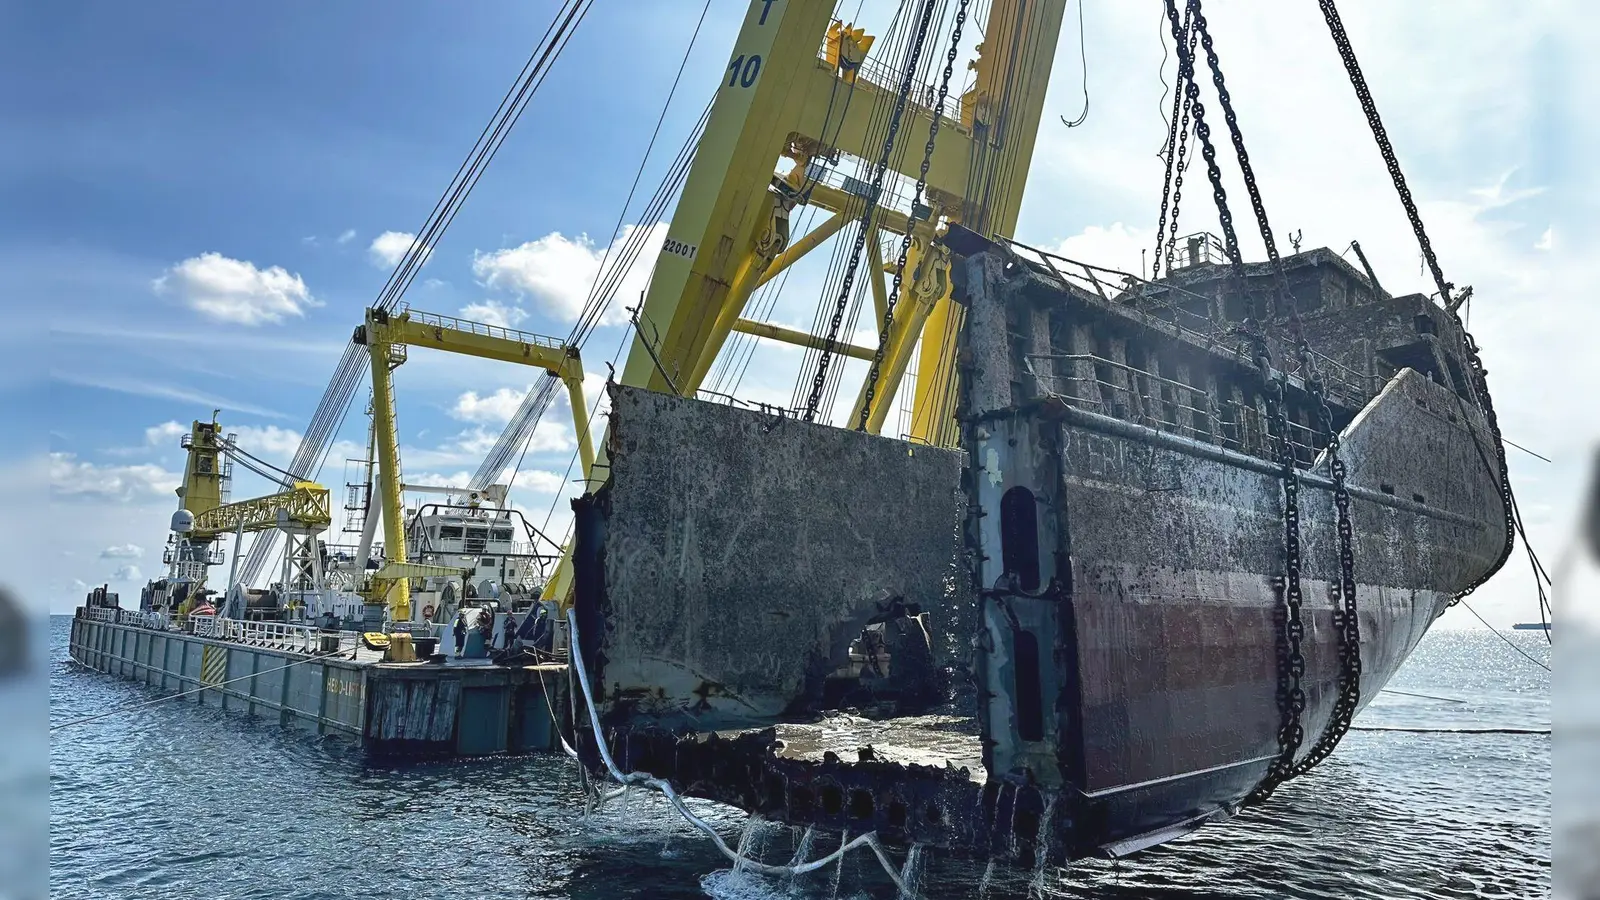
[200,644,228,687]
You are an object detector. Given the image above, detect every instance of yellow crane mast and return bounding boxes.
[355,305,594,622]
[622,0,1065,445]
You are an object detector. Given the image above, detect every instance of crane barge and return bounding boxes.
[70,0,1519,874]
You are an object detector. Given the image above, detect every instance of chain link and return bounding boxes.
[857,0,971,430]
[1150,5,1194,281]
[803,0,941,423]
[1316,0,1515,600]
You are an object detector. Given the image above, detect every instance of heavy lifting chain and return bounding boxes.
[803,0,940,423]
[857,0,971,430]
[1316,0,1515,602]
[1184,0,1363,801]
[1150,4,1195,281]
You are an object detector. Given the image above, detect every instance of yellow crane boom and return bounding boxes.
[190,481,333,539]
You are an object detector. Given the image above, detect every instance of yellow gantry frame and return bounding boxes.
[359,306,595,621]
[620,0,1064,443]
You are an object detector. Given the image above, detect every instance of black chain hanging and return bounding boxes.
[1150,4,1195,280]
[1182,0,1362,801]
[1316,0,1516,603]
[802,0,941,423]
[857,0,971,431]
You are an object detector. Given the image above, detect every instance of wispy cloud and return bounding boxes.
[51,372,290,419]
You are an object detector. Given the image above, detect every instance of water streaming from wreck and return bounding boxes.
[50,621,1552,899]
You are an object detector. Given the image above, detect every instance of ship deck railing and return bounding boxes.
[999,237,1379,408]
[190,615,362,656]
[1027,354,1325,467]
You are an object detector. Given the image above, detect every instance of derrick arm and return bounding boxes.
[190,482,334,539]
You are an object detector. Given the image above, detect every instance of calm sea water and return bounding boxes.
[48,617,1556,900]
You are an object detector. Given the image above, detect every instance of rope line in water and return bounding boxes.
[1351,726,1550,735]
[1459,600,1551,672]
[566,610,920,895]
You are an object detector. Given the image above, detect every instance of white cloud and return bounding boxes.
[1051,222,1153,280]
[1535,226,1554,252]
[369,230,431,268]
[230,424,304,460]
[406,471,473,489]
[337,229,357,245]
[145,421,187,446]
[111,564,143,582]
[460,300,528,329]
[99,544,144,559]
[50,453,180,503]
[153,252,320,326]
[452,387,526,424]
[472,222,667,324]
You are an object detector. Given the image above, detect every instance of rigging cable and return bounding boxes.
[240,1,593,583]
[803,0,942,422]
[1058,0,1089,128]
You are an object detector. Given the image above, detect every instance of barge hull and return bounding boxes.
[67,615,567,757]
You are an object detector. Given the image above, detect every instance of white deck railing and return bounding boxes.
[85,608,360,656]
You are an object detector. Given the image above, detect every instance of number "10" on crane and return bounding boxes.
[726,53,762,88]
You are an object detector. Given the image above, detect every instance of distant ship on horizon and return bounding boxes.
[1513,622,1552,632]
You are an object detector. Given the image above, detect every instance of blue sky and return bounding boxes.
[12,1,1589,628]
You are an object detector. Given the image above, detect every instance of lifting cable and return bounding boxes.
[1161,0,1313,806]
[564,609,923,896]
[857,0,971,428]
[241,1,593,582]
[802,0,942,423]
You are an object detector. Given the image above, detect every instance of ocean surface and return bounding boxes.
[47,617,1560,900]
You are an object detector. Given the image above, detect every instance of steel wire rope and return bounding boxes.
[244,3,592,580]
[568,0,713,348]
[789,6,916,412]
[384,2,595,313]
[477,97,711,489]
[1458,600,1550,672]
[1058,0,1089,128]
[371,1,582,314]
[801,0,941,422]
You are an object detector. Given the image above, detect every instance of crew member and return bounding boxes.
[453,611,468,657]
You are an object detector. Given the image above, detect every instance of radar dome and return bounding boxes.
[171,509,195,533]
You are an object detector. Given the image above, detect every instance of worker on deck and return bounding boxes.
[499,611,520,654]
[524,606,553,657]
[452,611,468,657]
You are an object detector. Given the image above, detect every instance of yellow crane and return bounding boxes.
[621,0,1065,445]
[354,304,594,622]
[350,1,1067,621]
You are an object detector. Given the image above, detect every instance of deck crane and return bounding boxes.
[148,417,336,618]
[352,305,595,622]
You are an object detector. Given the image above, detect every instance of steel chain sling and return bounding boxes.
[1316,0,1515,602]
[1185,0,1362,800]
[1163,0,1316,806]
[803,0,940,423]
[1150,5,1196,280]
[857,0,971,430]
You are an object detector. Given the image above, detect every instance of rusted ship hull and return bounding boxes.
[570,238,1510,864]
